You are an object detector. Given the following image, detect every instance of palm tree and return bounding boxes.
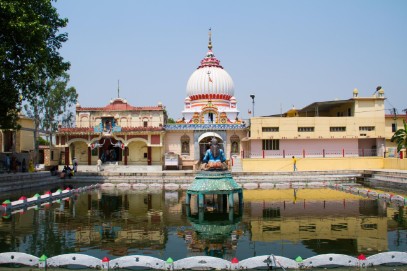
[391,119,407,153]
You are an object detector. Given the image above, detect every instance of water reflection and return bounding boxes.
[0,188,406,261]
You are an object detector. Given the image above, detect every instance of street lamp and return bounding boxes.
[250,94,255,117]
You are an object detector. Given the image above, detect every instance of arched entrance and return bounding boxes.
[198,132,224,162]
[128,140,148,164]
[99,137,123,163]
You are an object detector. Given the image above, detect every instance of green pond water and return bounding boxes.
[0,185,406,270]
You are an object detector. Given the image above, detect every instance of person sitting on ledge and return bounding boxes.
[61,165,73,179]
[201,137,228,171]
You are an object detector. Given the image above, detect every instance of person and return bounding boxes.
[11,155,17,173]
[4,154,10,172]
[201,137,227,171]
[292,156,297,171]
[72,157,78,172]
[62,165,73,179]
[21,158,27,172]
[50,165,58,176]
[28,160,35,172]
[96,158,102,172]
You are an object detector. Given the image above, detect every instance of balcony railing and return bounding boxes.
[242,148,378,158]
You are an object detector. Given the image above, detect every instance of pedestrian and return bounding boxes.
[72,157,78,172]
[5,154,10,172]
[96,158,102,172]
[292,156,297,171]
[22,158,27,172]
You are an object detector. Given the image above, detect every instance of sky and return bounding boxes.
[54,0,407,120]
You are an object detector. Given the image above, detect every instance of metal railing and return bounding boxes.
[242,148,378,158]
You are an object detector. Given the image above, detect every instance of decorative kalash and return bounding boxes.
[186,137,243,212]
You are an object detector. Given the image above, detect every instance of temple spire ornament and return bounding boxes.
[208,27,212,50]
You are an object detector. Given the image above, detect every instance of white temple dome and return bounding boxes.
[186,66,234,100]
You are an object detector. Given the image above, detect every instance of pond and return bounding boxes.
[0,185,406,268]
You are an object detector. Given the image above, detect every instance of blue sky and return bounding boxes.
[54,0,407,120]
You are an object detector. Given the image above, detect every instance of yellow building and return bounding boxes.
[0,114,35,153]
[245,89,386,159]
[385,112,407,158]
[241,88,407,171]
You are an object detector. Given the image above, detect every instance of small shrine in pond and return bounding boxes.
[186,137,243,212]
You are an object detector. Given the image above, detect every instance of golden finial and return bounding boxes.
[208,27,212,50]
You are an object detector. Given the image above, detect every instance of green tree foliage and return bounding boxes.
[37,136,49,146]
[24,73,77,162]
[167,117,176,124]
[0,0,70,129]
[391,119,407,153]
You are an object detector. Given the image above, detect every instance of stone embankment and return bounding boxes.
[0,172,60,193]
[0,168,406,193]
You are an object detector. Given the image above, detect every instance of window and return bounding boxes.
[330,127,346,132]
[181,135,190,155]
[208,112,214,123]
[262,139,279,150]
[143,121,148,127]
[51,151,54,160]
[348,108,351,116]
[359,126,375,131]
[392,123,397,132]
[298,127,314,132]
[230,135,240,154]
[262,127,279,132]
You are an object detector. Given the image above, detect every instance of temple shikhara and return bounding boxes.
[164,29,246,169]
[56,30,247,167]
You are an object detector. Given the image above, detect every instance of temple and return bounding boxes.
[55,98,166,166]
[164,29,247,169]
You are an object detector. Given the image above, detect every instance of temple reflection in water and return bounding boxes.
[0,189,406,260]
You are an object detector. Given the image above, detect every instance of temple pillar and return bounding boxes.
[186,193,191,205]
[64,147,69,165]
[228,192,234,208]
[124,147,128,165]
[88,147,91,165]
[147,146,152,165]
[223,194,227,212]
[238,192,243,206]
[229,208,234,222]
[198,193,204,208]
[199,209,204,223]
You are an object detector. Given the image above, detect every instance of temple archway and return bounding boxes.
[98,137,123,163]
[198,132,224,162]
[128,141,148,164]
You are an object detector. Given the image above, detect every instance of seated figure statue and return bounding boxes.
[201,138,228,171]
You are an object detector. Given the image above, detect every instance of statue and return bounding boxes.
[201,138,228,171]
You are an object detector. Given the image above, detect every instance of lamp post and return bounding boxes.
[250,94,255,117]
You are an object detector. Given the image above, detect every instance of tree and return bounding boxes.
[24,73,77,163]
[0,0,70,129]
[391,119,407,153]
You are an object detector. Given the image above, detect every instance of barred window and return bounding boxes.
[330,127,346,132]
[359,126,375,131]
[298,127,314,132]
[262,127,279,132]
[262,139,279,150]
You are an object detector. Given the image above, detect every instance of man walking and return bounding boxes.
[292,156,297,171]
